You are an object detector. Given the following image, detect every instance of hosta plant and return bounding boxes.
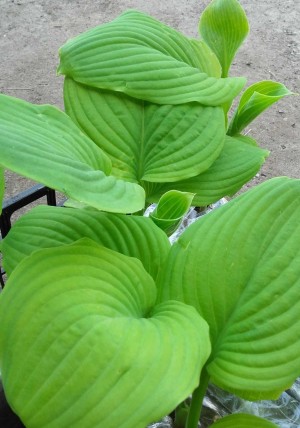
[0,0,291,213]
[0,1,298,428]
[0,177,300,428]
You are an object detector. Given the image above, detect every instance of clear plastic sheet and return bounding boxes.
[149,380,300,428]
[202,383,300,427]
[147,416,174,428]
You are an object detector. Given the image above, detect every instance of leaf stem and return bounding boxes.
[185,368,210,428]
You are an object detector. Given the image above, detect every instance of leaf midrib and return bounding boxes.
[137,100,146,182]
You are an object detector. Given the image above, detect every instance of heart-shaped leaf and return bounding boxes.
[0,167,4,215]
[150,191,195,236]
[0,94,145,213]
[1,205,170,280]
[58,10,245,106]
[199,0,249,77]
[146,135,269,206]
[64,78,226,183]
[211,413,278,427]
[228,81,292,136]
[0,239,210,428]
[158,177,300,399]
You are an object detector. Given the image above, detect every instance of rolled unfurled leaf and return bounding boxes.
[64,78,225,183]
[199,0,249,77]
[228,80,293,135]
[150,190,195,236]
[1,205,171,280]
[58,10,245,106]
[0,239,210,428]
[0,94,145,213]
[158,177,300,400]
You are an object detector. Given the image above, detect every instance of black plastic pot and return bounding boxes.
[0,381,25,428]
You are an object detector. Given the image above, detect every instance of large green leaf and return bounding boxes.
[199,0,249,77]
[0,94,145,213]
[64,78,226,183]
[228,81,292,136]
[158,178,300,399]
[211,413,278,427]
[0,239,210,428]
[58,10,245,106]
[146,135,268,206]
[1,205,170,280]
[0,167,4,215]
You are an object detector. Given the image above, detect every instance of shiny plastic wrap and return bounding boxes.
[147,416,174,428]
[201,383,300,427]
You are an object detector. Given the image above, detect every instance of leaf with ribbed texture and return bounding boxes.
[1,205,170,280]
[190,39,222,78]
[0,239,210,428]
[0,94,145,213]
[150,191,194,236]
[64,78,226,183]
[211,413,278,427]
[146,135,268,206]
[228,81,292,135]
[58,10,245,106]
[157,178,300,400]
[199,0,249,77]
[0,167,4,215]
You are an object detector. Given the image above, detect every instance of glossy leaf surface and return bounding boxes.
[211,413,278,427]
[64,78,225,183]
[1,205,170,280]
[147,136,268,206]
[0,94,145,213]
[158,178,300,399]
[228,81,292,135]
[150,191,194,236]
[199,0,249,77]
[58,10,245,106]
[0,240,210,428]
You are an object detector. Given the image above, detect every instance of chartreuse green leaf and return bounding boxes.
[199,0,249,77]
[146,135,268,206]
[0,239,210,428]
[150,191,195,236]
[158,177,300,400]
[190,39,222,78]
[211,413,278,427]
[0,167,4,215]
[1,205,170,280]
[0,94,145,213]
[58,10,245,106]
[228,81,293,136]
[64,78,225,183]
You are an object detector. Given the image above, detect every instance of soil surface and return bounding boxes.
[1,0,299,200]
